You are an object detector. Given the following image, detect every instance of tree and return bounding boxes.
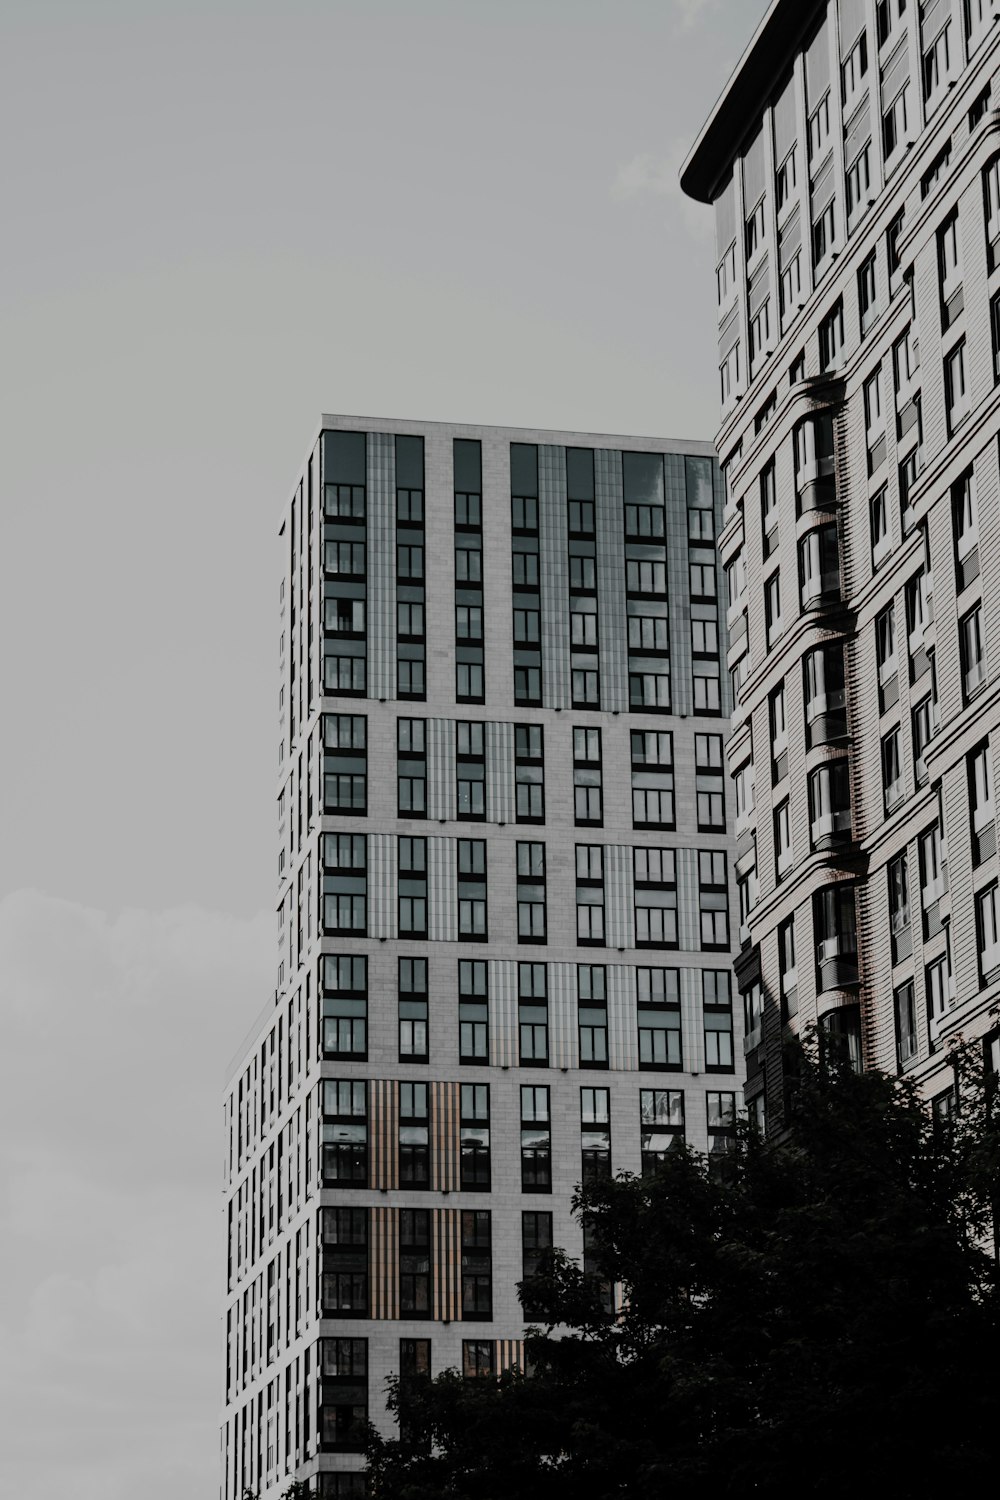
[366,1038,1000,1498]
[242,1483,310,1500]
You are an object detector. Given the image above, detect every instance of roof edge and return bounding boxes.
[680,0,824,204]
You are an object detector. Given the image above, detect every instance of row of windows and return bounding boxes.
[323,954,735,1070]
[320,1083,738,1196]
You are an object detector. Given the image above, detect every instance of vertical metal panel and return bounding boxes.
[497,1339,523,1373]
[548,961,579,1069]
[596,449,629,712]
[427,718,456,822]
[488,959,518,1067]
[680,967,705,1075]
[539,445,571,708]
[427,836,458,942]
[607,963,638,1071]
[367,433,397,701]
[604,845,635,950]
[370,1079,399,1191]
[676,848,700,952]
[432,1209,461,1322]
[370,1206,399,1321]
[486,720,516,824]
[368,834,399,940]
[431,1081,461,1191]
[665,454,692,716]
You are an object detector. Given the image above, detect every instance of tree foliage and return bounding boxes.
[366,1039,1000,1499]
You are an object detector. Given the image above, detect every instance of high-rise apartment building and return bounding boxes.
[682,0,1000,1126]
[221,418,737,1497]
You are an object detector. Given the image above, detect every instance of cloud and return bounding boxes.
[0,890,272,1500]
[612,143,714,244]
[672,0,715,31]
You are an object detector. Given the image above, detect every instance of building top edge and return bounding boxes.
[680,0,823,205]
[224,990,280,1089]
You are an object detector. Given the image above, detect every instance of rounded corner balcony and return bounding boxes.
[813,884,860,996]
[794,411,838,516]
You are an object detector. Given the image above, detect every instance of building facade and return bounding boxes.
[682,0,1000,1128]
[221,418,738,1497]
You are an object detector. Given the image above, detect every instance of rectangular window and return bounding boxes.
[460,1211,492,1319]
[858,251,878,335]
[703,969,734,1071]
[945,340,969,434]
[578,963,608,1068]
[576,844,606,945]
[457,839,488,939]
[319,1338,368,1452]
[640,1088,684,1172]
[808,760,852,848]
[961,605,987,701]
[521,1212,553,1310]
[894,980,917,1069]
[774,799,792,880]
[765,571,783,648]
[322,1208,369,1318]
[456,722,486,821]
[882,727,904,813]
[322,1081,368,1187]
[846,141,872,219]
[574,727,603,826]
[634,846,678,948]
[889,851,911,964]
[637,965,682,1069]
[870,486,890,568]
[978,883,1000,979]
[698,850,730,951]
[696,732,726,831]
[398,836,427,937]
[398,957,428,1062]
[927,947,954,1034]
[770,682,788,783]
[631,731,674,829]
[707,1092,736,1173]
[518,962,548,1066]
[459,960,489,1063]
[399,1083,430,1189]
[462,1340,494,1380]
[516,841,547,944]
[580,1087,611,1184]
[460,1084,491,1191]
[819,299,845,372]
[969,740,996,865]
[323,955,368,1060]
[323,834,367,936]
[399,1210,432,1318]
[515,724,545,823]
[779,917,798,1021]
[324,715,367,814]
[520,1085,552,1192]
[397,718,427,817]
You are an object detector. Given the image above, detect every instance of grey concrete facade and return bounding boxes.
[683,0,1000,1124]
[221,418,737,1498]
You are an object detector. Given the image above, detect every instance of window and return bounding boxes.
[923,21,951,106]
[628,610,670,652]
[745,196,766,261]
[460,1084,490,1191]
[889,852,911,964]
[323,955,368,1060]
[770,682,788,783]
[521,1212,553,1312]
[819,299,845,371]
[919,823,948,933]
[846,141,872,219]
[969,740,996,864]
[894,981,917,1069]
[515,724,545,823]
[397,718,426,817]
[808,760,852,847]
[882,81,909,160]
[886,206,905,288]
[842,29,868,108]
[735,757,755,833]
[765,571,783,648]
[520,1085,551,1192]
[812,199,836,269]
[516,841,547,944]
[876,602,898,709]
[706,1092,736,1173]
[398,836,427,937]
[574,727,603,826]
[779,917,798,1020]
[319,1338,368,1452]
[324,715,367,814]
[322,1208,369,1317]
[814,885,858,991]
[461,1211,492,1318]
[640,1089,684,1172]
[459,960,488,1062]
[952,470,980,585]
[457,839,487,939]
[580,1087,611,1183]
[945,340,969,434]
[977,883,1000,978]
[703,970,733,1070]
[456,721,486,820]
[986,156,1000,265]
[776,145,797,212]
[865,364,885,457]
[774,799,792,880]
[576,844,605,945]
[631,731,674,829]
[961,605,986,701]
[398,957,428,1062]
[882,728,904,813]
[323,834,367,936]
[858,252,878,335]
[912,693,936,785]
[991,293,1000,384]
[399,1083,430,1188]
[518,962,548,1065]
[799,521,840,607]
[698,851,730,951]
[635,846,678,948]
[637,966,682,1069]
[760,460,777,555]
[927,947,954,1036]
[939,211,963,310]
[578,964,608,1067]
[696,733,726,831]
[808,91,831,161]
[462,1341,494,1380]
[870,486,890,568]
[322,1081,368,1186]
[399,1210,431,1317]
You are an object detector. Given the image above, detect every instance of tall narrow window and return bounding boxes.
[322,1082,368,1186]
[637,966,682,1069]
[640,1089,684,1172]
[631,731,674,829]
[635,846,678,948]
[515,725,545,823]
[324,715,367,814]
[518,962,548,1065]
[322,955,367,1060]
[459,961,489,1063]
[696,733,726,830]
[698,851,729,951]
[580,1088,611,1183]
[398,957,428,1062]
[512,442,542,705]
[397,718,427,817]
[576,844,605,945]
[454,438,484,702]
[458,839,488,939]
[399,1083,430,1189]
[460,1212,492,1319]
[460,1085,491,1191]
[703,970,734,1071]
[520,1086,552,1192]
[324,834,367,936]
[516,841,547,944]
[578,964,608,1068]
[398,837,427,937]
[456,722,486,820]
[399,1210,432,1318]
[322,1208,369,1317]
[396,435,426,700]
[574,728,603,826]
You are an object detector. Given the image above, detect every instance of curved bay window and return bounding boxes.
[808,760,852,850]
[794,411,836,513]
[804,643,847,747]
[820,1004,862,1073]
[813,885,858,993]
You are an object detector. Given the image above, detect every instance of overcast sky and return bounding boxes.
[0,0,756,1493]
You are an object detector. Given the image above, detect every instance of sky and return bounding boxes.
[0,0,757,1494]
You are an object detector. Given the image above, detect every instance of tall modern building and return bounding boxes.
[221,418,738,1497]
[682,0,1000,1126]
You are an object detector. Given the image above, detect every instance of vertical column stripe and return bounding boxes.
[596,449,628,712]
[488,959,519,1067]
[539,445,571,708]
[367,433,397,701]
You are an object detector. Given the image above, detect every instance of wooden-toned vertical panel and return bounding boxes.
[370,1206,399,1321]
[370,1079,399,1191]
[496,1339,523,1374]
[432,1208,461,1322]
[431,1081,461,1192]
